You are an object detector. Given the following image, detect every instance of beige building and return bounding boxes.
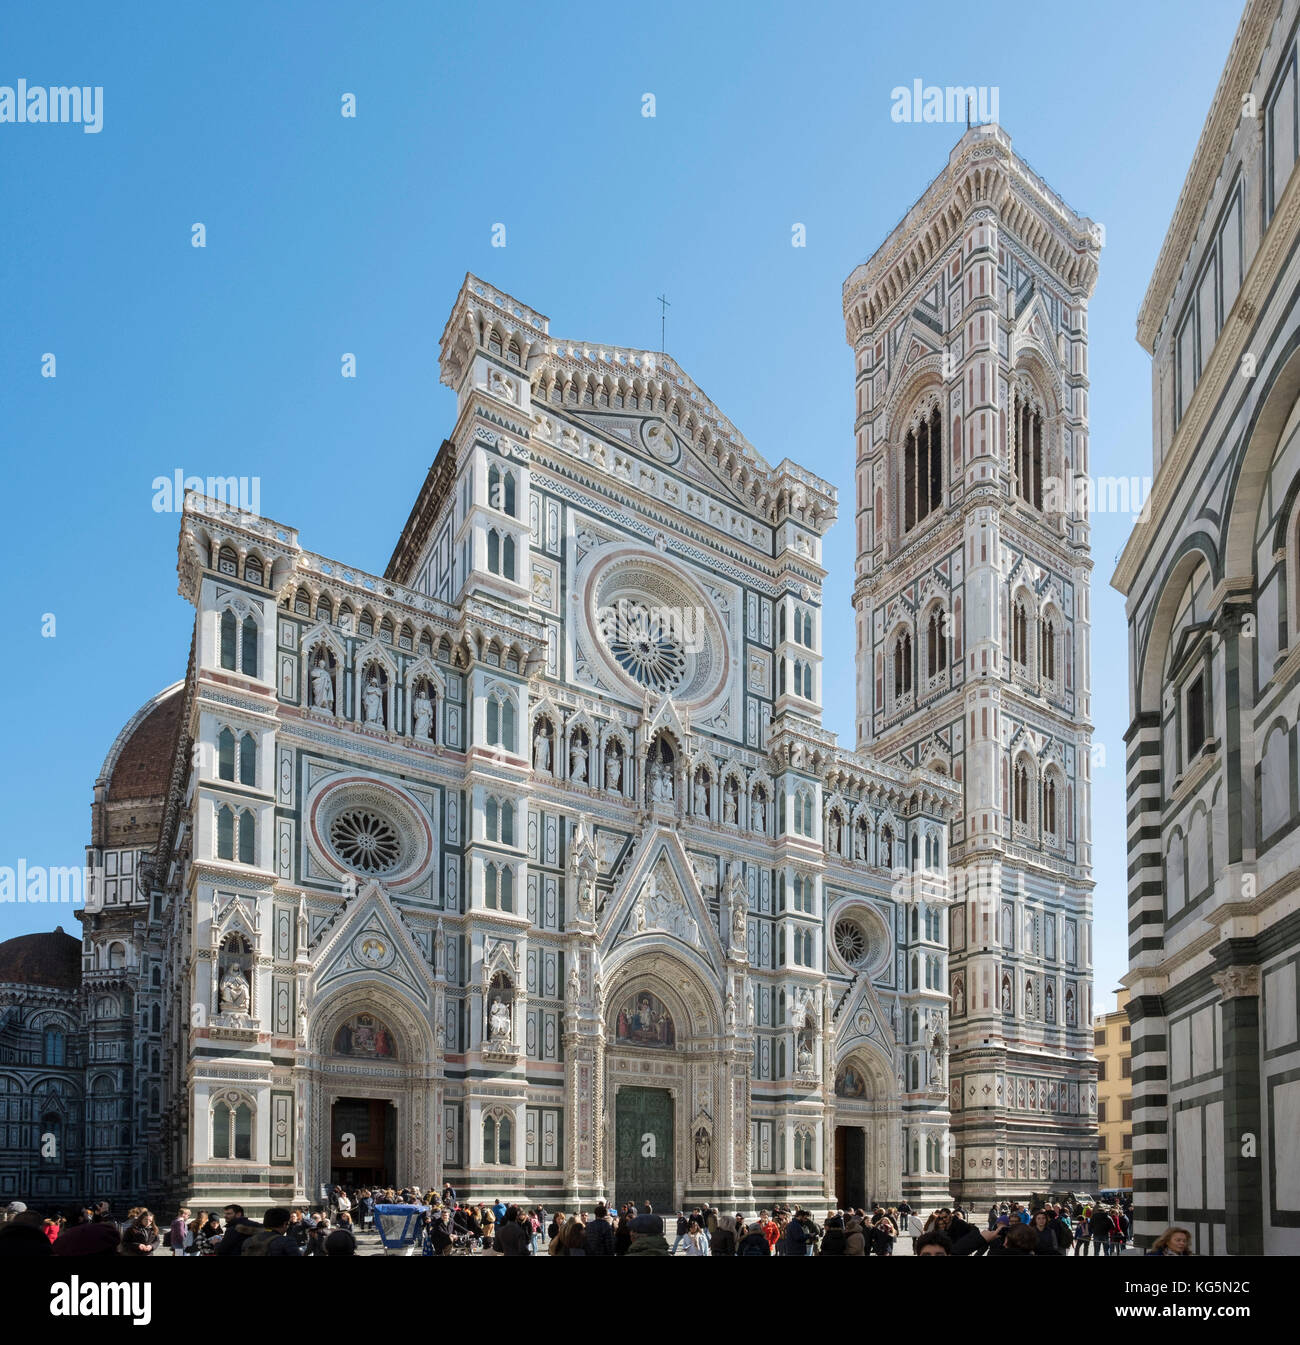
[1093,988,1132,1190]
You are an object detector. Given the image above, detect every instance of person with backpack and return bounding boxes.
[241,1208,302,1256]
[737,1218,771,1256]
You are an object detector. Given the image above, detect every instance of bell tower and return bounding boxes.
[843,126,1101,1201]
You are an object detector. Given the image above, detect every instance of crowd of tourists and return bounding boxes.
[0,1185,1191,1258]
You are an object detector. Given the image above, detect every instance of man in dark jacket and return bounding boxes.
[495,1206,532,1256]
[216,1204,260,1256]
[1090,1204,1115,1255]
[584,1203,615,1256]
[952,1222,1038,1256]
[785,1211,808,1256]
[671,1212,690,1254]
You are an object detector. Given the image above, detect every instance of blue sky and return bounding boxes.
[0,0,1246,1006]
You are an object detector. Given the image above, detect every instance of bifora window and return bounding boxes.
[903,404,943,531]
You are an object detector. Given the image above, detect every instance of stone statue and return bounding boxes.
[829,824,840,854]
[854,826,866,859]
[753,796,765,831]
[489,996,511,1042]
[296,895,308,951]
[362,676,384,725]
[693,776,707,815]
[534,726,551,773]
[296,1000,307,1041]
[797,1038,814,1074]
[570,737,588,783]
[567,964,581,1005]
[606,747,622,792]
[725,991,736,1031]
[310,660,334,713]
[219,966,250,1014]
[694,1126,711,1174]
[723,788,737,824]
[746,985,755,1027]
[731,889,747,945]
[1002,980,1012,1014]
[412,686,434,741]
[634,894,647,933]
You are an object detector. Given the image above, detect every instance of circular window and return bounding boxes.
[584,552,728,704]
[329,810,401,874]
[307,777,434,886]
[834,918,869,968]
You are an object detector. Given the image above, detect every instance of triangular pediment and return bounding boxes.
[600,829,725,974]
[833,972,895,1061]
[308,880,437,1009]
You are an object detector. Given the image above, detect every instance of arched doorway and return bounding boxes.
[600,952,728,1213]
[305,987,437,1201]
[832,1049,898,1209]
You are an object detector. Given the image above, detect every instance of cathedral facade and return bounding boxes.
[844,125,1102,1201]
[72,271,960,1217]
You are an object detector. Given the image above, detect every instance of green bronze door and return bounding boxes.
[615,1086,674,1214]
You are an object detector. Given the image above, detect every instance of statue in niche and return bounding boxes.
[568,964,581,1006]
[606,745,622,793]
[534,724,551,773]
[746,985,755,1027]
[1002,979,1012,1014]
[693,775,708,816]
[297,999,308,1042]
[953,976,966,1017]
[489,996,512,1042]
[362,676,384,725]
[854,825,866,859]
[829,822,840,854]
[725,991,736,1031]
[797,1037,814,1075]
[752,795,766,831]
[310,659,334,713]
[219,966,250,1015]
[731,890,747,945]
[570,735,588,783]
[723,786,737,824]
[694,1126,711,1173]
[633,894,647,932]
[412,685,434,741]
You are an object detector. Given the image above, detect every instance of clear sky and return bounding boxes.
[0,0,1246,1009]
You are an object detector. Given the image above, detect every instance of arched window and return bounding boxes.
[240,617,258,676]
[244,555,264,586]
[1043,775,1058,837]
[1013,761,1031,826]
[1040,613,1057,684]
[237,810,255,865]
[217,727,235,780]
[485,798,515,846]
[903,403,943,531]
[486,690,516,752]
[1012,598,1029,669]
[217,805,235,860]
[211,1099,254,1160]
[43,1028,65,1066]
[239,732,256,786]
[485,863,514,913]
[893,629,913,699]
[219,609,237,670]
[217,546,238,576]
[926,606,947,679]
[487,530,517,580]
[488,462,517,517]
[1014,388,1044,510]
[482,1113,497,1163]
[150,1004,161,1033]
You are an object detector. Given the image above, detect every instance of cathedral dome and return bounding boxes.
[98,682,186,803]
[0,927,82,988]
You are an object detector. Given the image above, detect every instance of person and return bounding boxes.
[670,1212,689,1255]
[42,1217,61,1246]
[784,1209,808,1257]
[818,1214,846,1256]
[0,1209,54,1256]
[584,1202,615,1256]
[357,1190,374,1231]
[52,1209,122,1257]
[1030,1208,1068,1256]
[307,1217,333,1256]
[625,1212,670,1256]
[681,1217,709,1255]
[612,1207,632,1257]
[914,1230,953,1255]
[1107,1205,1127,1254]
[738,1217,772,1256]
[496,1205,532,1256]
[560,1217,588,1256]
[169,1208,190,1255]
[710,1213,737,1256]
[216,1204,259,1256]
[122,1210,159,1256]
[1073,1203,1093,1256]
[843,1215,866,1256]
[952,1222,1038,1256]
[493,1197,507,1224]
[242,1208,302,1256]
[1147,1226,1192,1256]
[1090,1203,1115,1256]
[870,1211,897,1255]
